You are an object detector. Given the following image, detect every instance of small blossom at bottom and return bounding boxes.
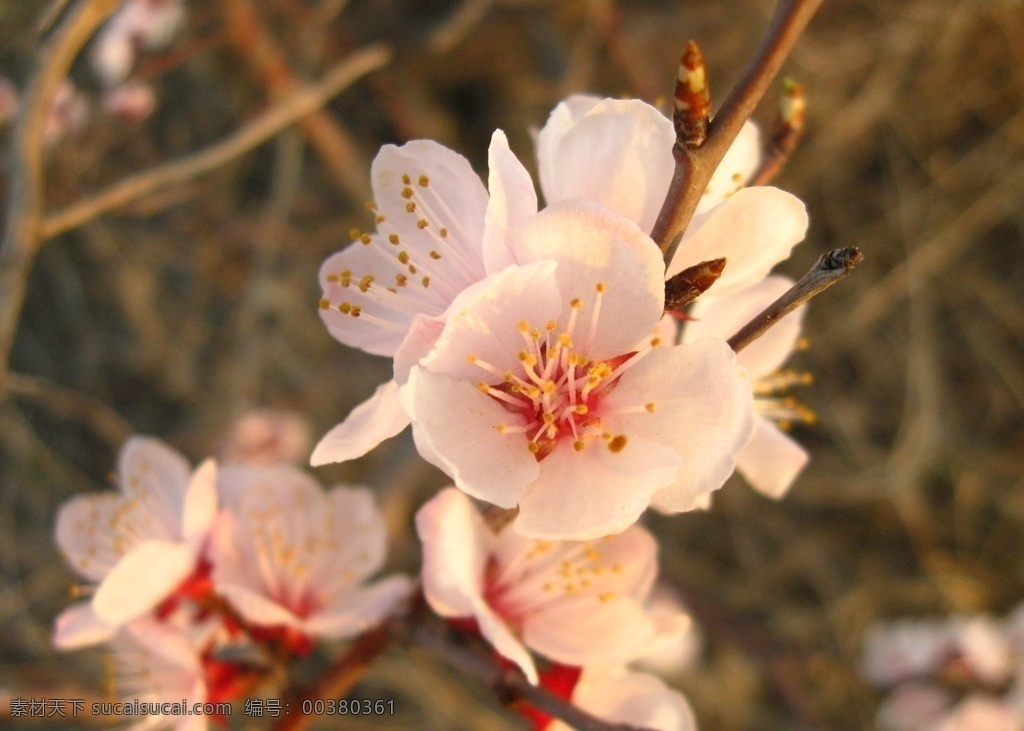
[210,464,411,646]
[416,488,670,683]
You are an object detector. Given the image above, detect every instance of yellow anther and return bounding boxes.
[338,302,352,314]
[422,276,430,288]
[542,412,555,424]
[570,298,582,308]
[326,274,339,282]
[467,354,477,363]
[418,174,430,187]
[417,219,429,229]
[596,282,607,293]
[398,251,410,264]
[517,320,530,333]
[429,250,441,259]
[318,298,330,309]
[545,320,557,330]
[358,275,374,292]
[395,274,407,286]
[574,404,588,414]
[608,435,628,453]
[388,233,400,245]
[530,328,541,340]
[477,382,490,393]
[650,337,662,347]
[439,227,449,238]
[364,201,377,211]
[401,187,414,199]
[348,228,362,240]
[542,381,556,394]
[405,201,416,213]
[645,402,656,413]
[375,215,386,224]
[527,442,540,454]
[401,174,411,185]
[573,439,585,451]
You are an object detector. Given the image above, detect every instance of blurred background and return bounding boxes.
[1,0,1023,728]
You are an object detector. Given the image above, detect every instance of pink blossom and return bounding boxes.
[416,488,670,683]
[53,437,217,648]
[218,408,311,466]
[210,464,410,644]
[403,202,751,539]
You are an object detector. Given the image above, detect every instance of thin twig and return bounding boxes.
[220,0,370,201]
[650,0,822,265]
[39,45,390,241]
[3,373,134,447]
[408,621,654,731]
[0,0,122,395]
[727,247,863,353]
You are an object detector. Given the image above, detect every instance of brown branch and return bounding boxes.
[650,0,822,266]
[727,247,863,353]
[408,621,654,731]
[220,0,370,202]
[0,0,122,395]
[39,45,391,240]
[3,372,133,447]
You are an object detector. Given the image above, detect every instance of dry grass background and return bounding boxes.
[1,0,1023,729]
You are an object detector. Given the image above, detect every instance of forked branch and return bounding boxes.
[651,0,823,266]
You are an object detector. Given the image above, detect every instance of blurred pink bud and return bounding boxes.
[219,409,311,466]
[102,80,157,124]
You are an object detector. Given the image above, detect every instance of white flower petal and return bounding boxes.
[318,487,388,585]
[118,436,192,521]
[537,98,675,233]
[371,140,488,276]
[55,493,124,581]
[53,601,117,650]
[736,414,809,499]
[416,488,495,617]
[93,540,195,625]
[419,260,559,381]
[483,129,538,272]
[600,340,753,513]
[473,597,539,684]
[697,120,762,214]
[304,575,411,639]
[182,458,217,547]
[393,313,446,384]
[685,275,802,378]
[406,369,540,508]
[553,668,698,731]
[217,583,302,627]
[536,95,601,199]
[516,201,665,359]
[514,435,681,541]
[310,380,410,466]
[667,186,808,297]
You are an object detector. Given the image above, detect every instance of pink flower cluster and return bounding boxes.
[52,93,817,730]
[53,435,410,728]
[863,606,1024,730]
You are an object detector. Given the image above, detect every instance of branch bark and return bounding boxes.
[0,0,122,394]
[727,247,863,353]
[650,0,822,266]
[39,45,390,241]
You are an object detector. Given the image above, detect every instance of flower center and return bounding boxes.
[468,284,660,460]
